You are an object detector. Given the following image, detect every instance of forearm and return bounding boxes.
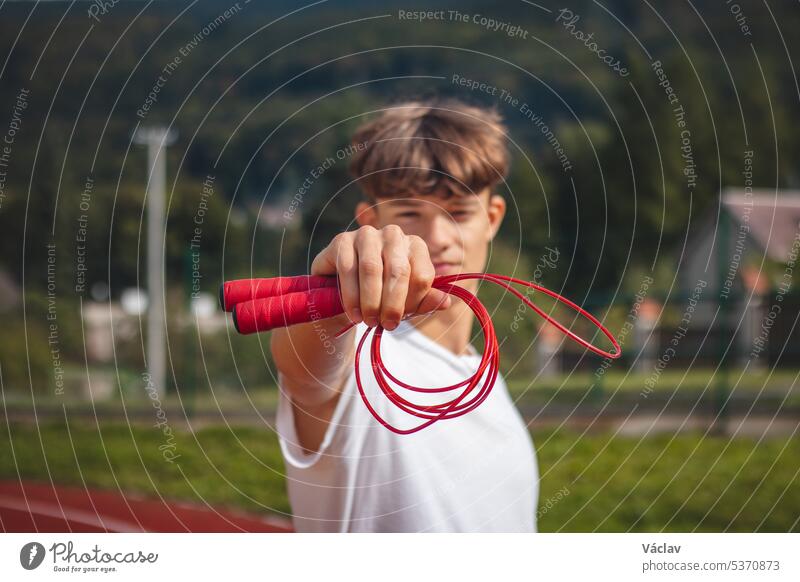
[270,312,356,406]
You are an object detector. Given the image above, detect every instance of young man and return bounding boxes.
[271,98,539,532]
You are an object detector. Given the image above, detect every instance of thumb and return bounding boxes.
[415,288,452,314]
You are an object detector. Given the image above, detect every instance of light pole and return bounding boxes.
[133,126,177,398]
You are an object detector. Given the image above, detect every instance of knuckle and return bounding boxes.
[383,224,408,243]
[331,233,352,255]
[407,233,426,247]
[414,266,435,287]
[337,254,356,273]
[387,259,411,279]
[382,224,404,237]
[359,258,383,277]
[410,236,430,255]
[356,224,377,239]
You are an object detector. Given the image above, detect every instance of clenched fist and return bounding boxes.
[310,225,452,330]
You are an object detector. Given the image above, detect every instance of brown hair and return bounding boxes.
[348,97,510,201]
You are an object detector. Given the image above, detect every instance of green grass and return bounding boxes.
[506,368,800,399]
[533,429,800,532]
[1,421,798,531]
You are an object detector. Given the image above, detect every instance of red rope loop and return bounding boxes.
[338,272,620,435]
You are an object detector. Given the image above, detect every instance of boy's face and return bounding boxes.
[354,188,506,282]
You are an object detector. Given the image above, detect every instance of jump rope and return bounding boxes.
[220,273,621,434]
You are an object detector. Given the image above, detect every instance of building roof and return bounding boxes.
[722,188,800,262]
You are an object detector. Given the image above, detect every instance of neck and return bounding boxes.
[409,281,476,356]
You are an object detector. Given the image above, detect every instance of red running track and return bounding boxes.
[0,481,293,533]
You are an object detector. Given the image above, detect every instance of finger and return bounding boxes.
[405,235,436,315]
[310,235,340,277]
[355,226,383,327]
[415,288,452,315]
[379,227,411,330]
[333,234,361,323]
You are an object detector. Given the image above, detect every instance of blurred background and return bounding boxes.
[0,0,798,532]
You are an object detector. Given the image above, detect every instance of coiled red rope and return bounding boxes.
[220,273,620,434]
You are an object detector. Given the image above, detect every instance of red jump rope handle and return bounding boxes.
[220,276,338,311]
[220,276,343,334]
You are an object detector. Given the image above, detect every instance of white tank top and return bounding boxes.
[276,318,539,532]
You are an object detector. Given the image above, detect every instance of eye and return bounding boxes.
[397,211,420,218]
[451,210,472,219]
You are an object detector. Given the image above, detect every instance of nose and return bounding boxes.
[421,209,459,257]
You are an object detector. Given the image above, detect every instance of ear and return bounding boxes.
[355,200,379,228]
[486,193,506,241]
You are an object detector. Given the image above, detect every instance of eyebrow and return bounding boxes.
[388,197,480,208]
[387,199,424,207]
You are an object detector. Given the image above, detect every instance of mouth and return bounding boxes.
[433,262,458,276]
